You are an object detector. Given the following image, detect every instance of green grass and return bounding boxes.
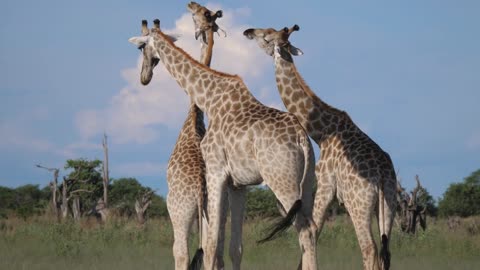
[0,215,479,270]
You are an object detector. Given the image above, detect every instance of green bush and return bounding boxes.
[438,169,480,217]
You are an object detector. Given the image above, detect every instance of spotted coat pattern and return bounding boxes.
[131,20,319,270]
[166,3,227,270]
[244,26,398,270]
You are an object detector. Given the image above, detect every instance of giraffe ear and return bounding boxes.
[289,44,304,56]
[128,36,151,47]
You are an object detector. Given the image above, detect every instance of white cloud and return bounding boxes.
[0,119,103,159]
[75,4,270,145]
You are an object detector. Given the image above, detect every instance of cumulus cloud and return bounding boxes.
[76,4,271,145]
[0,122,72,158]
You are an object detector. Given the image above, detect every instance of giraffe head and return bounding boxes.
[187,1,223,44]
[128,19,177,85]
[243,25,303,60]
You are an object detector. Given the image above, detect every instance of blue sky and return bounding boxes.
[1,0,479,200]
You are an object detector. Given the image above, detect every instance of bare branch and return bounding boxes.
[36,164,58,172]
[69,189,94,195]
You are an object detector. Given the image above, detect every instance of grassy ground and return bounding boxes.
[1,215,479,270]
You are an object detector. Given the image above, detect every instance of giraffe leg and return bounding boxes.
[312,159,337,236]
[258,148,317,270]
[228,187,246,270]
[167,191,196,270]
[203,170,228,270]
[350,206,381,270]
[214,185,228,270]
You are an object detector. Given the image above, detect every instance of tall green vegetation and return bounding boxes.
[1,215,479,270]
[245,187,278,219]
[0,185,49,219]
[438,169,480,217]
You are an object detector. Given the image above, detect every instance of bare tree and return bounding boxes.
[36,164,60,220]
[71,196,81,221]
[94,198,110,222]
[98,133,110,222]
[59,167,94,221]
[102,134,109,206]
[135,190,154,226]
[397,175,427,234]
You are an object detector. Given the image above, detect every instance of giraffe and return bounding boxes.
[244,26,397,270]
[163,3,225,270]
[188,3,248,269]
[129,19,318,270]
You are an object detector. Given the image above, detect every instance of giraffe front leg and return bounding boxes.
[204,169,228,270]
[215,184,229,270]
[228,187,246,270]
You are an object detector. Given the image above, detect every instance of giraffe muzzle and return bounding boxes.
[243,29,255,39]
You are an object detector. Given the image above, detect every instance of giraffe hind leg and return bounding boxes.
[228,187,246,270]
[312,159,337,237]
[350,197,380,270]
[168,194,196,270]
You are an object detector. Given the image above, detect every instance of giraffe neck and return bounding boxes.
[184,30,214,137]
[151,29,242,119]
[183,101,206,139]
[200,30,214,67]
[274,51,349,144]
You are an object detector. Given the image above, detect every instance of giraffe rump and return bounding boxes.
[257,200,302,244]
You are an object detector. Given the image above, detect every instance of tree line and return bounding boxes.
[0,158,168,223]
[1,159,479,226]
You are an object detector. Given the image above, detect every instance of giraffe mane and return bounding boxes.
[154,29,241,80]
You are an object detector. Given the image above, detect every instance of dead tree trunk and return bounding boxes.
[61,177,69,219]
[36,165,60,221]
[135,190,153,226]
[95,198,110,223]
[59,170,94,222]
[397,175,427,234]
[102,134,110,210]
[72,196,81,221]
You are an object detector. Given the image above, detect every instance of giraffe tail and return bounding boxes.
[379,184,391,270]
[189,184,207,270]
[189,248,204,270]
[257,200,302,244]
[378,156,396,270]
